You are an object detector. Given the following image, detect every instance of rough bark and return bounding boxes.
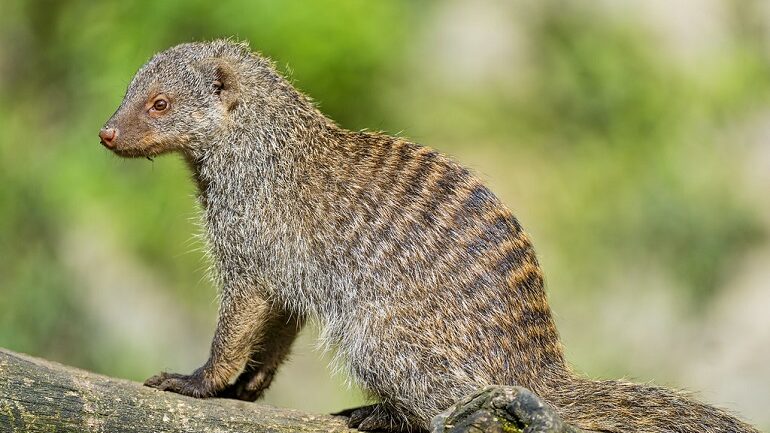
[0,348,355,433]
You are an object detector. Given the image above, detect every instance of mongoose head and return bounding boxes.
[99,40,256,158]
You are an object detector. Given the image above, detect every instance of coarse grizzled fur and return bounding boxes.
[100,39,758,433]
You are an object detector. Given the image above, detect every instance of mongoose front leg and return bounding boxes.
[216,307,303,401]
[144,290,274,398]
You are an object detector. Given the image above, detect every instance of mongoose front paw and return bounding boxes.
[144,371,215,398]
[335,404,424,433]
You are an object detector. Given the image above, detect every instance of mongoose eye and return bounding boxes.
[152,98,168,112]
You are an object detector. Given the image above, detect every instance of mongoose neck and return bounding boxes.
[183,98,337,206]
[181,52,340,200]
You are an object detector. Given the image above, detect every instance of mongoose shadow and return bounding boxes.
[98,40,759,433]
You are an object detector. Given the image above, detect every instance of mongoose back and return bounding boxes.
[99,40,758,433]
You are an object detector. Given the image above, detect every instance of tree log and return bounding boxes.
[0,347,582,433]
[0,348,355,432]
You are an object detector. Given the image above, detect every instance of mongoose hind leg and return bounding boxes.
[217,307,304,401]
[335,403,426,433]
[145,289,279,398]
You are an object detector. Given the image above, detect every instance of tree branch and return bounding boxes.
[0,347,582,433]
[0,348,355,433]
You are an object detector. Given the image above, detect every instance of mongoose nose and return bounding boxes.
[99,127,118,148]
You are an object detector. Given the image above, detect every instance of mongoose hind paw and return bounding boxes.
[334,404,425,433]
[144,371,216,398]
[215,368,275,402]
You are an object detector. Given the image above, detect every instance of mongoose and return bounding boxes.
[99,40,759,433]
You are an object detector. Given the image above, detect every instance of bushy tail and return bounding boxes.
[544,376,758,433]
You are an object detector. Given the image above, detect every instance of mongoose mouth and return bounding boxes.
[102,133,190,159]
[99,123,170,157]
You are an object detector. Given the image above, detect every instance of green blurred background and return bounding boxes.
[1,0,769,428]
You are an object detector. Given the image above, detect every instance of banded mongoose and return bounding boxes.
[99,40,758,433]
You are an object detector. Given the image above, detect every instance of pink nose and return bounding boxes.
[99,127,117,148]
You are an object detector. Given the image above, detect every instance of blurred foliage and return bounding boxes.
[0,0,768,418]
[521,4,769,302]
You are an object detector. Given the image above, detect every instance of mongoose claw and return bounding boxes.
[334,404,425,433]
[143,371,216,398]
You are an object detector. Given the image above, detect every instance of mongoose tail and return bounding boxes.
[545,376,759,433]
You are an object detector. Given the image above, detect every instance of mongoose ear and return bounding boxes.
[201,58,240,111]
